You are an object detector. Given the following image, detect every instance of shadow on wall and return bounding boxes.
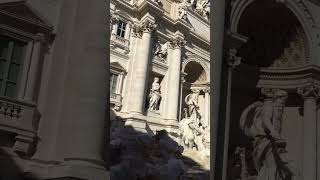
[0,148,38,180]
[109,109,210,180]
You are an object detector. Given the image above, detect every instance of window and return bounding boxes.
[110,73,119,94]
[0,35,26,98]
[116,20,127,38]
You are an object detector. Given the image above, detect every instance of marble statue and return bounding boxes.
[185,89,201,121]
[239,89,293,180]
[179,90,208,151]
[148,77,161,111]
[178,3,188,20]
[154,40,168,60]
[195,0,210,19]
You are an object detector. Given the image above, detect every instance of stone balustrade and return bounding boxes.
[0,96,40,156]
[110,33,130,53]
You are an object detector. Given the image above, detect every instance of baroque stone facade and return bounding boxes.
[110,0,210,178]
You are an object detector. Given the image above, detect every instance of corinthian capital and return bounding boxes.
[132,24,143,38]
[169,36,186,49]
[141,20,157,33]
[297,83,320,99]
[226,48,241,69]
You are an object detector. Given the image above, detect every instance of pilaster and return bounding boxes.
[297,83,319,180]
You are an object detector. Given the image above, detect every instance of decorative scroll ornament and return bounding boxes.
[169,37,186,49]
[297,83,320,99]
[132,20,157,38]
[141,20,157,33]
[226,48,241,68]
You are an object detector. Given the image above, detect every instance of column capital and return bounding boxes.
[132,20,157,38]
[169,36,186,49]
[225,48,241,69]
[297,84,320,99]
[141,20,157,33]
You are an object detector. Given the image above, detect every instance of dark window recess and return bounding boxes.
[110,73,119,95]
[0,35,26,98]
[116,21,127,38]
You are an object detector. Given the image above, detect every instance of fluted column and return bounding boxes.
[164,33,185,122]
[128,15,156,114]
[24,33,45,102]
[297,84,318,180]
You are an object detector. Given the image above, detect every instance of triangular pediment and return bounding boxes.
[111,62,127,72]
[0,1,50,26]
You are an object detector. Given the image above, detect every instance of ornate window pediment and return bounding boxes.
[0,1,52,35]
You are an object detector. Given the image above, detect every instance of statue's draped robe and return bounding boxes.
[240,101,290,180]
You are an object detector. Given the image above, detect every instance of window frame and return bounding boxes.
[116,20,127,38]
[110,72,119,95]
[0,27,34,101]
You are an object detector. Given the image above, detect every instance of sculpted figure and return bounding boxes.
[180,90,207,150]
[185,90,201,121]
[178,4,187,20]
[148,77,161,111]
[154,40,168,60]
[239,89,293,180]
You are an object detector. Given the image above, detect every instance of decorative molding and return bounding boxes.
[297,82,320,99]
[225,48,241,69]
[169,36,186,49]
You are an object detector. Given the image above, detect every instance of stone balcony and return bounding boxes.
[0,96,40,156]
[110,33,130,54]
[110,93,122,111]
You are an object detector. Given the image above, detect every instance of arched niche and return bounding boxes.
[224,1,307,179]
[233,0,310,69]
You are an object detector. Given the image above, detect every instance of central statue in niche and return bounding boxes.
[239,89,294,180]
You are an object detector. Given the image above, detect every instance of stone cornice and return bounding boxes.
[112,0,209,48]
[257,65,320,90]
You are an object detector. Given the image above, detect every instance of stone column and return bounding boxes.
[165,32,185,122]
[297,84,318,180]
[24,33,45,102]
[32,1,108,179]
[211,0,226,176]
[222,48,242,180]
[204,88,210,127]
[178,73,187,121]
[128,15,156,114]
